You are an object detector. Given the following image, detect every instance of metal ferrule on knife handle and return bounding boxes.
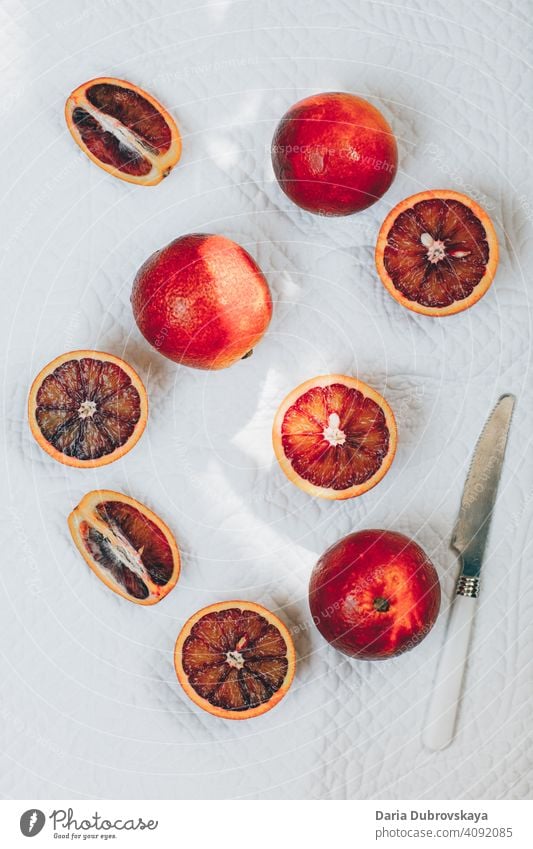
[456,574,480,598]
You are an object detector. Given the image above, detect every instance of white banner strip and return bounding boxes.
[0,799,531,848]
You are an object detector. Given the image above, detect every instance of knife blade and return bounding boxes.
[451,393,516,580]
[423,394,515,751]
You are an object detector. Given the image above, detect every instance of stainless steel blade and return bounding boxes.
[451,394,515,575]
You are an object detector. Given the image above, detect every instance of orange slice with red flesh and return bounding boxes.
[174,601,296,720]
[28,350,148,468]
[375,189,498,316]
[272,374,397,500]
[65,77,182,185]
[68,490,180,605]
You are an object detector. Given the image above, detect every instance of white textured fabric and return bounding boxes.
[1,0,532,800]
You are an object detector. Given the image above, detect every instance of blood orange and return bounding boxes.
[271,92,397,215]
[272,374,397,500]
[28,351,148,468]
[375,190,498,316]
[131,234,272,370]
[174,601,296,719]
[69,490,180,605]
[65,77,181,185]
[309,529,441,659]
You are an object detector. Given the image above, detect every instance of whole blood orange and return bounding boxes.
[309,530,441,659]
[69,490,180,604]
[375,189,498,315]
[174,601,296,719]
[65,77,181,185]
[131,234,273,369]
[28,351,148,467]
[272,375,397,500]
[271,92,397,215]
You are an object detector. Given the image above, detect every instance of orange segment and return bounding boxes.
[174,601,296,720]
[28,350,148,467]
[68,490,180,605]
[273,374,397,500]
[65,77,182,186]
[375,189,498,316]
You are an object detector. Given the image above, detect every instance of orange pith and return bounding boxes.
[68,490,180,605]
[174,601,296,720]
[272,374,397,500]
[375,189,498,316]
[28,350,148,468]
[65,77,182,186]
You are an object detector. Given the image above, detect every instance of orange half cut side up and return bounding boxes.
[375,189,498,316]
[174,601,296,719]
[28,350,148,468]
[272,374,397,500]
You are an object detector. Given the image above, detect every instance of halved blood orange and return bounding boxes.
[272,374,397,500]
[65,77,182,186]
[68,490,180,605]
[174,601,296,720]
[28,350,148,468]
[375,189,498,316]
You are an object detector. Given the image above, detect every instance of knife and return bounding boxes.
[423,394,515,751]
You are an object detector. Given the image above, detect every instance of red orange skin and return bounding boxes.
[131,234,273,370]
[271,92,397,216]
[309,530,441,660]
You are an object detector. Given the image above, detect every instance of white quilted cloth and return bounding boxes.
[1,0,532,800]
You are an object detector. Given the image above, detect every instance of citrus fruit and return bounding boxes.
[272,374,397,500]
[65,77,181,185]
[28,350,148,468]
[271,92,397,216]
[375,189,498,316]
[68,490,180,605]
[131,233,273,370]
[174,601,296,719]
[309,529,441,659]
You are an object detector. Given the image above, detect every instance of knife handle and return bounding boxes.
[423,593,477,751]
